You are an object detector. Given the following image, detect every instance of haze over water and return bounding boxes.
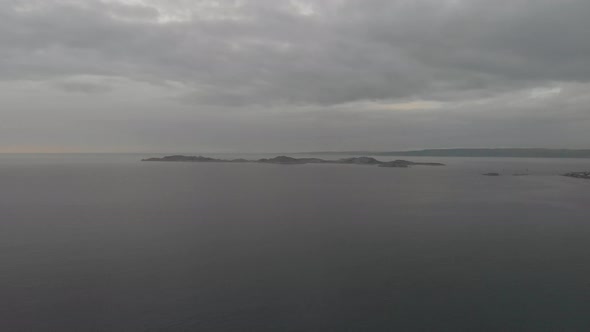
[2,154,590,331]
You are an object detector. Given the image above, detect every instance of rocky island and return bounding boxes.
[563,171,590,180]
[141,155,445,168]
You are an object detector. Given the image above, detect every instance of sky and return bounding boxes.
[2,0,590,153]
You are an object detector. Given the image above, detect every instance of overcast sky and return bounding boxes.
[2,0,590,152]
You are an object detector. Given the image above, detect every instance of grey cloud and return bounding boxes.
[54,79,113,93]
[3,0,589,106]
[1,0,590,152]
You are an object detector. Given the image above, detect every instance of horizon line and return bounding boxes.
[2,147,590,155]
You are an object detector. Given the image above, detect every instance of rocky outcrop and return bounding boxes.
[379,160,445,168]
[338,157,382,165]
[563,172,590,179]
[257,156,329,164]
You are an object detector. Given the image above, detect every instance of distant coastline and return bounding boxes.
[299,148,590,159]
[142,155,445,168]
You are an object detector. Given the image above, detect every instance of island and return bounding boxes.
[563,172,590,180]
[141,155,445,168]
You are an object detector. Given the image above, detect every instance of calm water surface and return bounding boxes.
[1,154,590,331]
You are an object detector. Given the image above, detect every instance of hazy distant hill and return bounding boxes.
[306,149,590,158]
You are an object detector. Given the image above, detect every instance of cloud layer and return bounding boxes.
[2,0,590,152]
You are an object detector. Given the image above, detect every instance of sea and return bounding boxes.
[1,153,590,331]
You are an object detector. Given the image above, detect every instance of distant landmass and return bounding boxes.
[303,148,590,158]
[142,155,445,168]
[563,172,590,180]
